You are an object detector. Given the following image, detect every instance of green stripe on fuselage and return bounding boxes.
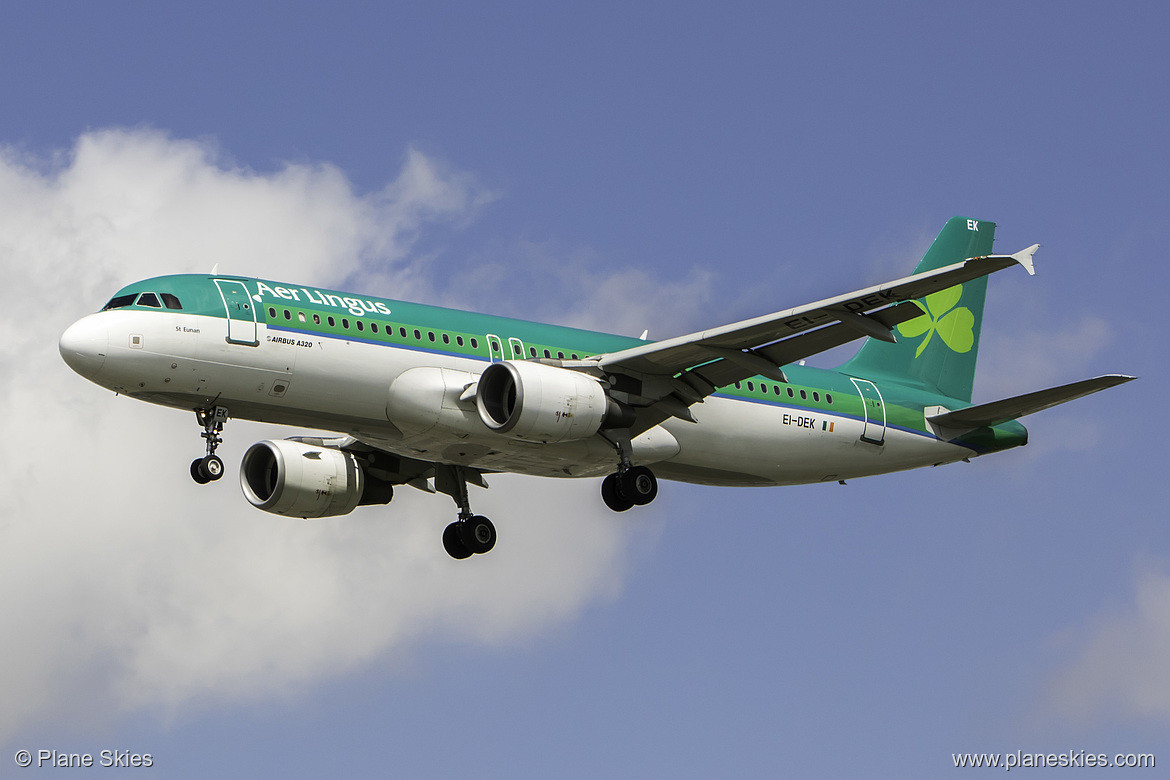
[107,273,1027,453]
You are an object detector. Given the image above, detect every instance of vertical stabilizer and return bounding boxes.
[837,217,996,402]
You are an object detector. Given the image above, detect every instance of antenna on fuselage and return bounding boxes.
[210,263,220,276]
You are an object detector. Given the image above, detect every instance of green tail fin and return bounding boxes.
[837,216,996,402]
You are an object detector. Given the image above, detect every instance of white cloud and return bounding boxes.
[416,238,717,339]
[977,311,1114,401]
[0,130,634,737]
[1043,564,1170,725]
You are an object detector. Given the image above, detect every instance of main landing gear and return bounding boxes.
[190,405,229,484]
[436,465,497,560]
[600,434,659,512]
[601,466,658,511]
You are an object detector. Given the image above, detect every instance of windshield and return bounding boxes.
[101,292,183,311]
[102,294,137,311]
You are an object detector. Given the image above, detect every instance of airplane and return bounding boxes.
[59,216,1134,559]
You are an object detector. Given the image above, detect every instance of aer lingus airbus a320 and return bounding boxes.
[60,217,1133,558]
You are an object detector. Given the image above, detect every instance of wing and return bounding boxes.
[563,246,1038,434]
[927,374,1137,429]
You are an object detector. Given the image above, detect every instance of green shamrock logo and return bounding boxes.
[897,285,975,357]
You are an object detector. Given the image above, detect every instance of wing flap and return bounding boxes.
[927,374,1136,428]
[660,302,924,397]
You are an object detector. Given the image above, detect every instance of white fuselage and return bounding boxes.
[63,307,974,488]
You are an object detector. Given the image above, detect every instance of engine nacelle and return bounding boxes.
[475,360,609,443]
[240,439,391,519]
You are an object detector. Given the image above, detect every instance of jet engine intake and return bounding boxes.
[475,360,611,443]
[240,439,393,518]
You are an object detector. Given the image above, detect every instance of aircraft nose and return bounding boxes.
[59,314,109,379]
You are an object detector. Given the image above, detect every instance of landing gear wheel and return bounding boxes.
[192,406,228,484]
[443,522,473,560]
[201,454,225,481]
[620,466,658,506]
[601,473,634,512]
[191,458,212,485]
[460,515,497,555]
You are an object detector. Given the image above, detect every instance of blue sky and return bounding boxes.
[1,2,1166,777]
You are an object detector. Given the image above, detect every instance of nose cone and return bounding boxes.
[60,314,109,379]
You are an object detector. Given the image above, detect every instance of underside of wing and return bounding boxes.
[296,434,492,493]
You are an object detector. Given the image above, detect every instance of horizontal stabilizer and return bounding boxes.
[928,374,1136,428]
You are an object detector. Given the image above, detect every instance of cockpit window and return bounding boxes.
[102,294,138,310]
[136,293,162,308]
[161,293,183,310]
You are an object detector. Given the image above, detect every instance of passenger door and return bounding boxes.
[214,279,259,346]
[850,378,886,445]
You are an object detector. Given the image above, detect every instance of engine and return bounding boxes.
[239,439,393,519]
[475,360,614,443]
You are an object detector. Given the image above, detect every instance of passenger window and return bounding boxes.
[284,309,291,320]
[544,349,551,358]
[773,385,780,395]
[456,336,464,347]
[268,307,277,318]
[400,327,407,338]
[571,354,579,360]
[800,390,807,400]
[103,294,138,310]
[529,347,537,357]
[342,318,350,329]
[787,388,794,398]
[137,293,161,308]
[557,351,565,359]
[161,293,183,310]
[470,338,479,350]
[313,314,321,325]
[826,394,833,404]
[356,321,364,332]
[371,323,379,334]
[298,312,306,323]
[428,331,435,342]
[813,392,820,402]
[443,333,450,344]
[747,382,754,392]
[414,329,421,340]
[734,382,741,389]
[328,316,336,327]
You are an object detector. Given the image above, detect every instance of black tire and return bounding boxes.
[202,454,225,481]
[601,473,634,512]
[443,522,473,560]
[460,515,497,555]
[191,458,211,485]
[620,466,658,506]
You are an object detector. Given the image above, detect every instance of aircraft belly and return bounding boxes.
[355,419,681,479]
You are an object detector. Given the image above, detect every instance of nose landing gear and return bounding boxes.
[191,405,229,484]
